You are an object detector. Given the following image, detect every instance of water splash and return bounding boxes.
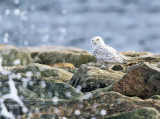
[0,57,28,119]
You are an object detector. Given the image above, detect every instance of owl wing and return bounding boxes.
[107,46,127,63]
[94,45,126,63]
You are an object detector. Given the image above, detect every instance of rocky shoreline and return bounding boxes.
[0,44,160,119]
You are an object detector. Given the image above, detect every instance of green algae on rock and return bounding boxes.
[23,78,85,100]
[69,62,125,92]
[107,107,160,119]
[20,46,96,67]
[12,63,73,82]
[0,44,33,66]
[0,75,84,118]
[22,91,160,119]
[0,75,84,100]
[1,45,160,118]
[150,95,160,100]
[84,84,113,99]
[121,51,154,57]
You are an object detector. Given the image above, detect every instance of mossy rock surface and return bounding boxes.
[69,62,125,92]
[107,107,160,119]
[84,85,113,99]
[121,51,154,57]
[22,91,160,119]
[21,46,96,67]
[150,95,160,100]
[12,63,73,82]
[23,77,85,100]
[0,75,84,118]
[0,75,84,100]
[0,44,33,66]
[1,46,160,118]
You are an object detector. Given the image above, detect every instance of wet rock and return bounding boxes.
[107,107,160,119]
[0,75,84,118]
[50,62,75,69]
[69,63,125,92]
[113,62,160,99]
[0,44,33,66]
[157,62,160,68]
[22,91,160,119]
[21,46,96,67]
[150,95,160,100]
[119,51,160,68]
[0,75,84,100]
[12,63,73,82]
[23,78,84,100]
[133,55,160,63]
[121,51,154,57]
[19,87,40,99]
[84,85,113,99]
[50,62,77,73]
[1,46,160,118]
[112,64,124,71]
[125,55,160,66]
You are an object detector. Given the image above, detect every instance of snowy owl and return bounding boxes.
[90,36,127,69]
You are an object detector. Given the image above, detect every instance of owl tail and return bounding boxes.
[123,56,136,64]
[122,55,133,64]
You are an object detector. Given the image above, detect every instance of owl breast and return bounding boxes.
[93,47,111,61]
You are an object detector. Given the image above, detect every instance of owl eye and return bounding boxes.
[96,39,99,41]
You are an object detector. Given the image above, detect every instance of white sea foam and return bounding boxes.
[0,57,28,118]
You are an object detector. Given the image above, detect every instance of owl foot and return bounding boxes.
[101,64,106,69]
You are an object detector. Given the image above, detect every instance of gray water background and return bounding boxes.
[0,0,160,53]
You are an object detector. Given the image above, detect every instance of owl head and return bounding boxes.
[90,36,105,46]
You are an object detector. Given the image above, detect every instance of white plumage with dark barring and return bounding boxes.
[90,36,127,69]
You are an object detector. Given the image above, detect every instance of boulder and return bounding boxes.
[0,44,33,66]
[1,45,160,118]
[0,75,84,100]
[20,46,96,67]
[0,74,84,118]
[69,62,125,92]
[125,55,160,66]
[49,62,77,73]
[150,95,160,100]
[107,107,160,119]
[22,78,84,100]
[121,51,154,57]
[112,62,160,99]
[22,91,160,119]
[157,62,160,68]
[132,55,160,64]
[12,63,73,82]
[119,51,160,68]
[84,85,113,99]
